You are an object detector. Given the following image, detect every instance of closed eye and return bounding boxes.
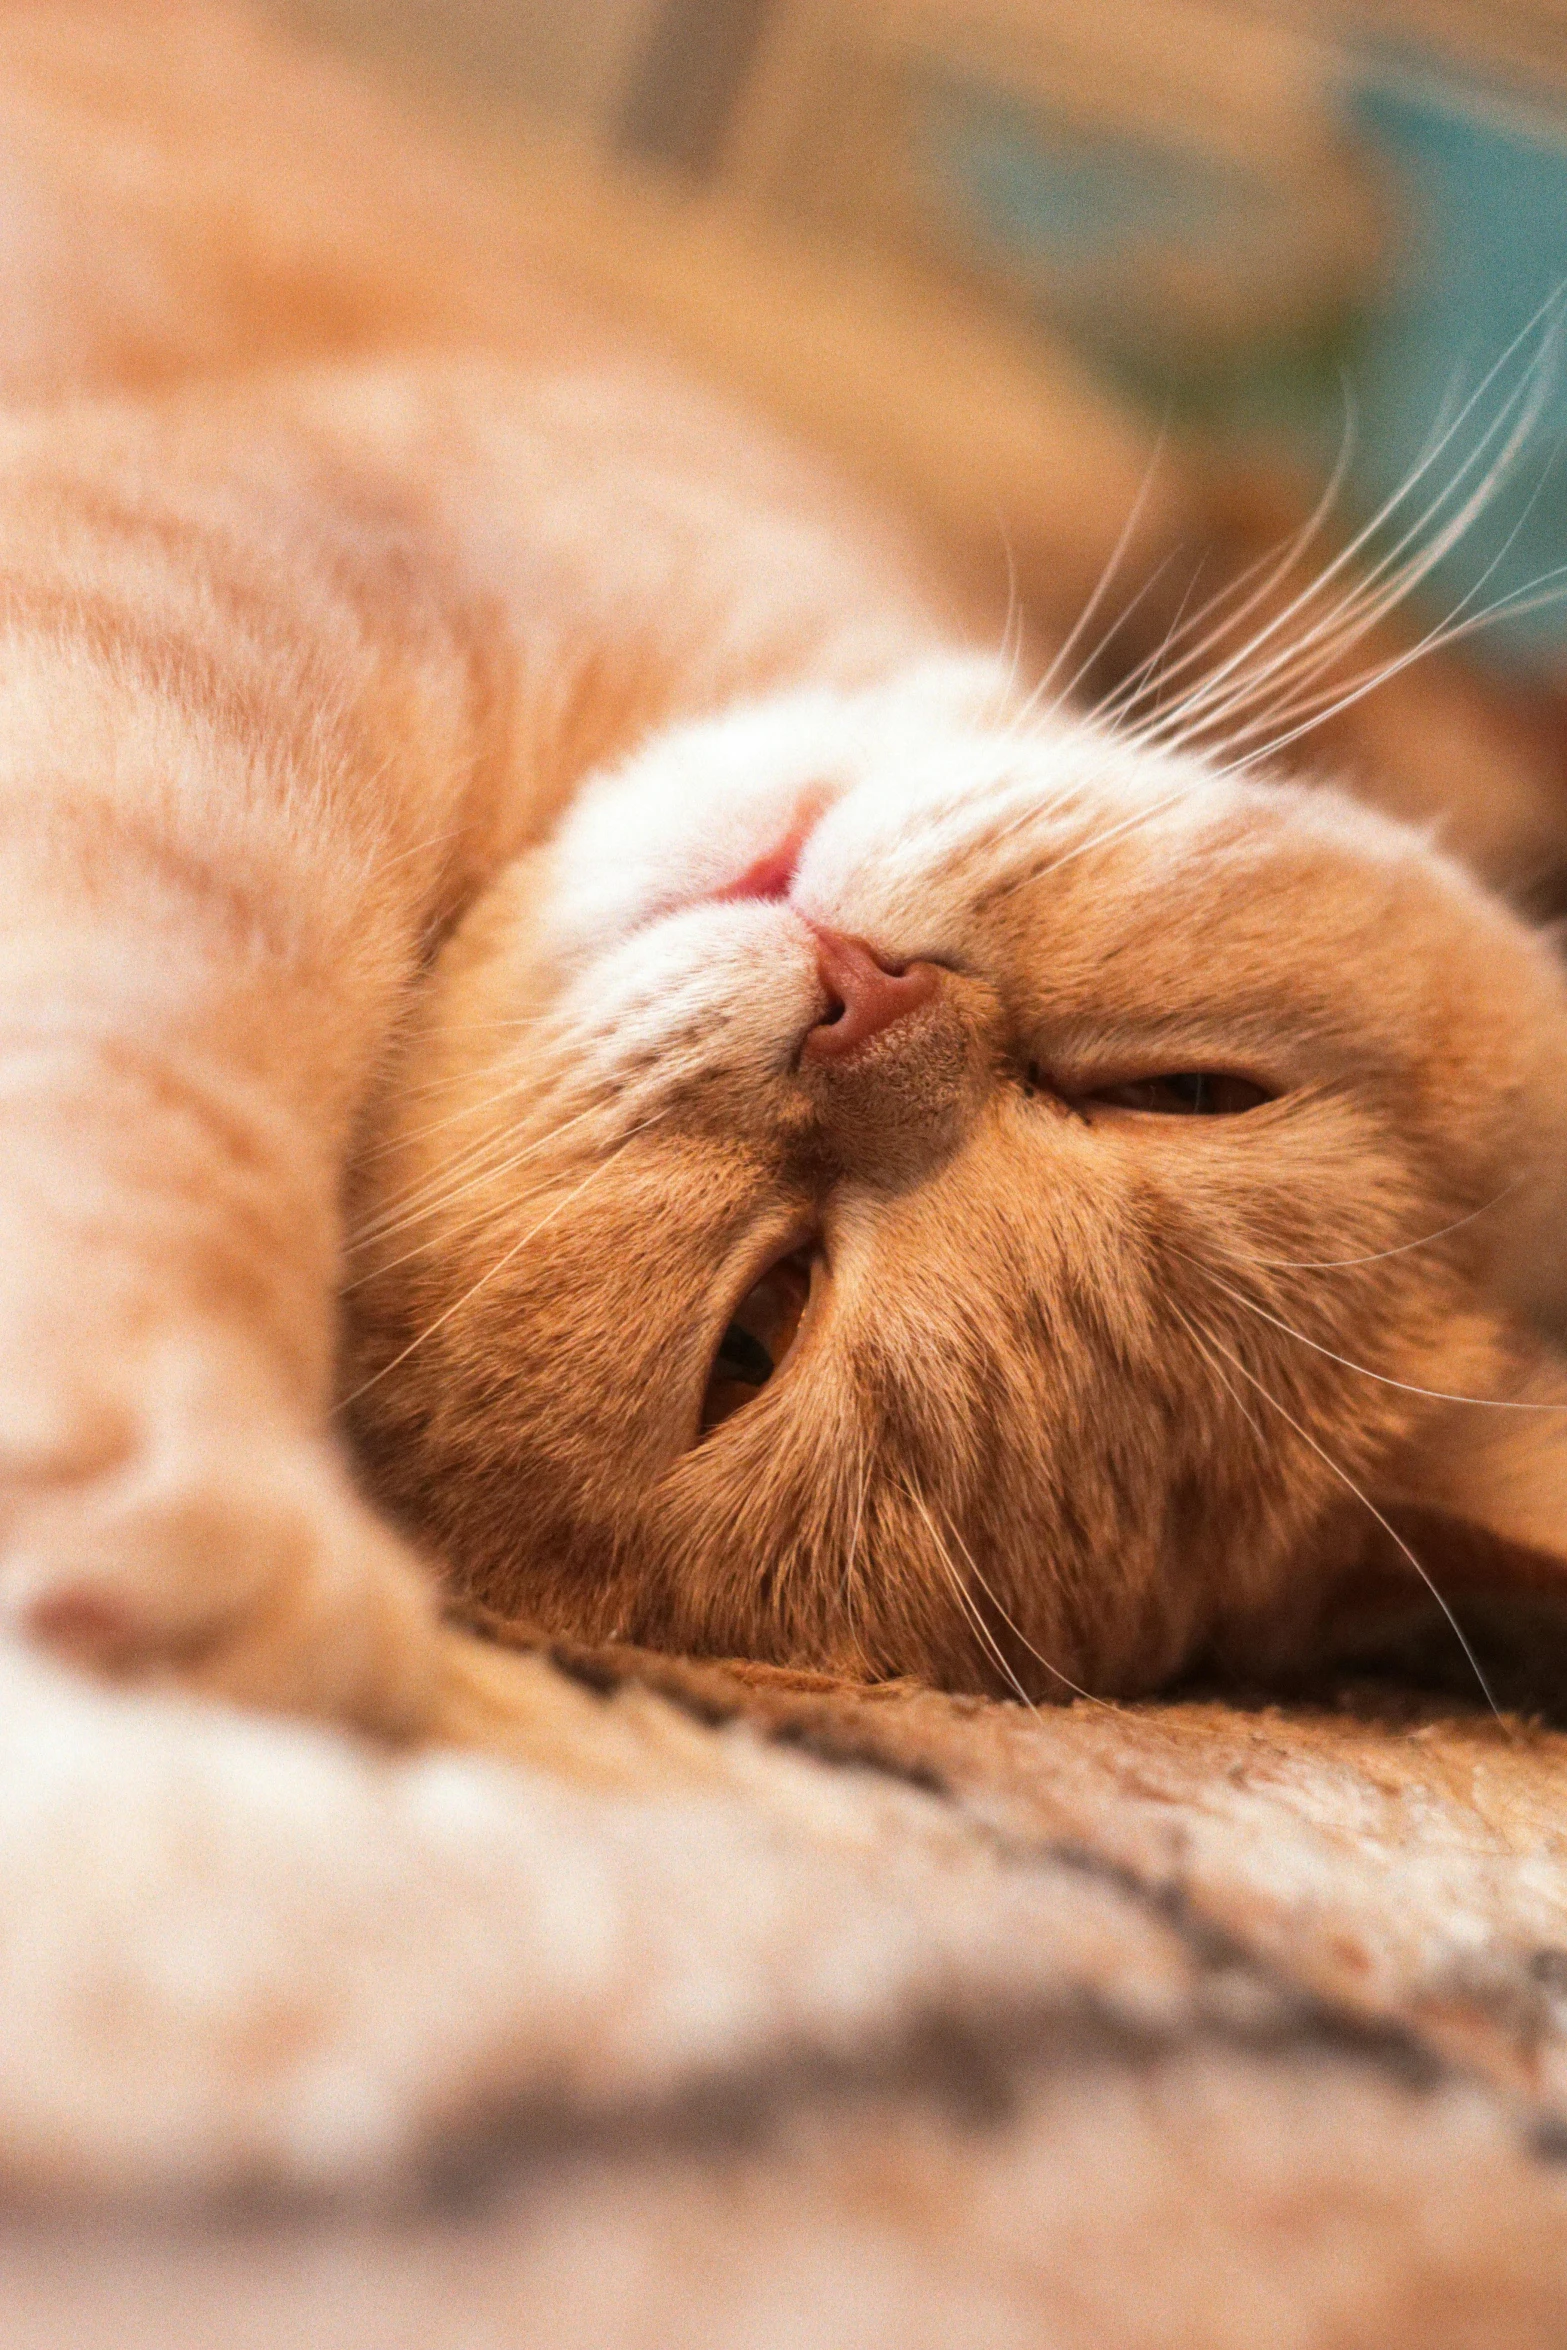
[1021,1064,1273,1117]
[1079,1071,1273,1116]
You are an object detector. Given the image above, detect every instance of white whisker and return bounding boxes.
[1174,423,1567,768]
[1212,1185,1518,1272]
[347,1097,608,1264]
[337,1112,665,1411]
[1116,301,1563,761]
[903,1479,1035,1706]
[1102,385,1360,726]
[944,1506,1117,1710]
[990,514,1027,720]
[1132,347,1556,762]
[1208,554,1567,779]
[1044,547,1193,726]
[1180,1303,1506,1724]
[1032,421,1173,711]
[1182,1255,1567,1413]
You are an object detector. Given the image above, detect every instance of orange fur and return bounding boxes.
[0,3,1559,1724]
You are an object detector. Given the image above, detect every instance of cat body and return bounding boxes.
[0,7,1560,1727]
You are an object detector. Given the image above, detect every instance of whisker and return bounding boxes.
[1178,1301,1507,1725]
[348,1062,642,1242]
[1133,357,1554,762]
[1030,420,1174,711]
[1210,1184,1518,1272]
[1173,426,1567,767]
[989,514,1027,721]
[1100,553,1213,731]
[1101,384,1361,725]
[1181,1255,1567,1413]
[1206,554,1567,779]
[355,1020,569,1127]
[348,1124,563,1255]
[353,1062,547,1171]
[943,1507,1118,1710]
[1041,547,1191,726]
[903,1479,1036,1706]
[351,1070,559,1206]
[1017,494,1567,902]
[336,1112,665,1411]
[346,1097,608,1264]
[1119,308,1563,760]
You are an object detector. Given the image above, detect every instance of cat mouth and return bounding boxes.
[711,788,829,906]
[697,1239,822,1438]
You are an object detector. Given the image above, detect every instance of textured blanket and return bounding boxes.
[3,1624,1567,2346]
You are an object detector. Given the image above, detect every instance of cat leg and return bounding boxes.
[0,1023,440,1735]
[0,789,451,1737]
[0,385,535,1734]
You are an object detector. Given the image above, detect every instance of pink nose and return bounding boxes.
[802,926,940,1061]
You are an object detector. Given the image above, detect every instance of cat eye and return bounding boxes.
[1080,1071,1273,1117]
[1022,1062,1273,1118]
[699,1247,815,1435]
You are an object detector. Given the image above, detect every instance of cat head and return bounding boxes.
[348,656,1567,1700]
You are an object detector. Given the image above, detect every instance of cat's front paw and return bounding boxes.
[0,1342,440,1736]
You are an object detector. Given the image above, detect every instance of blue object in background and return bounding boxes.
[922,50,1567,679]
[924,82,1240,279]
[1348,68,1567,678]
[919,68,1333,416]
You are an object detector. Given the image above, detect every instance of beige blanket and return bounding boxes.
[4,1623,1567,2346]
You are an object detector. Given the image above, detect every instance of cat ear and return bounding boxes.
[1303,1325,1567,1709]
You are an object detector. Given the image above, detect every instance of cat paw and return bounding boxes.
[0,1344,440,1737]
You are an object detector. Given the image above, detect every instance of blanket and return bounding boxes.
[3,1623,1566,2345]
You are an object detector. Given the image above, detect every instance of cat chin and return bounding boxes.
[542,656,1018,958]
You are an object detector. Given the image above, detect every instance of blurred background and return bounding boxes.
[273,0,1567,682]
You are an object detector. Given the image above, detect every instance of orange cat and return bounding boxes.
[0,1,1560,1730]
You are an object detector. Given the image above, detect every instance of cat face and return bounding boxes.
[348,658,1567,1696]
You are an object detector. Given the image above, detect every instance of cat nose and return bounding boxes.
[802,926,941,1061]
